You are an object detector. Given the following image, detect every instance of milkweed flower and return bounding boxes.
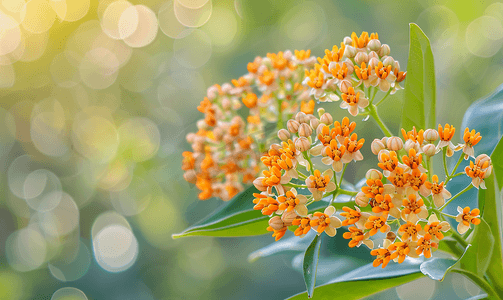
[461,128,482,159]
[371,239,392,268]
[306,169,336,200]
[292,216,312,238]
[398,222,422,242]
[389,241,417,263]
[276,188,308,217]
[456,206,481,234]
[416,233,438,258]
[423,175,451,207]
[419,214,450,242]
[465,154,492,189]
[343,226,373,249]
[310,206,342,237]
[401,193,428,223]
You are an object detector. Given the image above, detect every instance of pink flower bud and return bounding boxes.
[277,129,290,141]
[423,129,439,143]
[366,169,383,180]
[320,113,333,125]
[343,36,352,45]
[368,39,381,51]
[383,56,395,69]
[287,119,300,133]
[339,80,352,93]
[475,154,491,169]
[422,144,437,157]
[379,44,390,57]
[295,137,311,152]
[281,210,297,226]
[269,216,284,230]
[310,118,320,130]
[355,192,369,207]
[253,177,267,192]
[387,136,403,151]
[368,51,379,61]
[355,52,369,65]
[344,45,357,58]
[183,170,197,184]
[298,123,313,137]
[371,139,386,155]
[404,139,420,154]
[295,112,309,124]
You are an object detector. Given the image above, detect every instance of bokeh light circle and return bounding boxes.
[20,0,56,34]
[173,29,212,68]
[8,155,42,199]
[51,287,88,300]
[110,175,153,216]
[3,0,26,13]
[118,49,156,92]
[176,0,210,9]
[23,169,63,212]
[79,47,120,90]
[0,63,16,88]
[17,31,50,62]
[101,0,137,40]
[0,107,16,158]
[71,114,119,163]
[38,192,79,237]
[93,225,139,273]
[416,6,459,44]
[466,16,503,57]
[5,227,47,272]
[91,211,132,240]
[173,0,212,28]
[0,12,22,56]
[50,52,80,87]
[48,240,91,282]
[118,117,161,162]
[158,0,187,39]
[203,7,238,48]
[122,5,158,48]
[49,0,90,22]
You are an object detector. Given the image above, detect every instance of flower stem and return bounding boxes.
[339,164,348,186]
[368,104,392,137]
[374,88,392,106]
[442,147,449,180]
[303,152,315,175]
[447,153,465,182]
[285,183,307,189]
[276,99,284,130]
[440,184,473,211]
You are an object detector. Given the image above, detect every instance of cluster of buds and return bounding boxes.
[303,32,406,116]
[354,124,489,268]
[183,50,318,200]
[253,110,367,240]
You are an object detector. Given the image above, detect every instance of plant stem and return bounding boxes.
[297,171,308,180]
[442,147,449,180]
[337,189,358,196]
[440,184,473,211]
[277,99,284,130]
[447,153,465,182]
[285,183,307,189]
[302,152,315,175]
[374,88,392,106]
[339,164,348,186]
[368,104,392,137]
[426,156,432,183]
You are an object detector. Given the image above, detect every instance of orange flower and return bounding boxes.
[182,151,195,171]
[351,31,378,49]
[317,125,335,146]
[423,175,451,207]
[398,222,422,242]
[242,93,258,108]
[252,193,279,215]
[309,206,342,236]
[341,133,365,162]
[340,206,370,228]
[333,117,356,143]
[277,188,308,216]
[377,150,399,175]
[371,240,392,268]
[465,154,492,189]
[389,241,415,263]
[306,169,336,200]
[301,100,315,114]
[402,148,425,172]
[387,167,409,194]
[419,214,450,242]
[340,86,369,116]
[365,215,390,236]
[401,126,424,145]
[401,194,428,223]
[416,233,437,258]
[456,206,481,234]
[343,226,373,248]
[462,128,482,158]
[321,139,346,172]
[267,225,287,241]
[292,216,312,238]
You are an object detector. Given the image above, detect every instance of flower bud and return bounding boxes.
[317,107,325,117]
[253,177,267,192]
[344,45,357,58]
[423,129,439,143]
[281,210,297,226]
[422,144,437,157]
[339,80,352,93]
[310,118,320,130]
[287,119,300,133]
[186,133,197,144]
[387,136,403,151]
[197,119,208,131]
[393,61,401,74]
[368,51,379,61]
[446,146,454,157]
[379,44,390,57]
[213,127,224,140]
[343,36,352,45]
[295,137,311,152]
[221,97,231,110]
[295,111,309,124]
[298,123,313,137]
[368,57,379,69]
[475,154,491,169]
[183,170,197,184]
[355,192,369,207]
[368,39,381,51]
[316,123,325,135]
[371,139,386,155]
[386,231,396,242]
[320,112,333,125]
[404,139,420,154]
[277,129,290,141]
[380,137,388,145]
[269,216,285,230]
[383,56,395,69]
[355,52,368,65]
[366,169,383,180]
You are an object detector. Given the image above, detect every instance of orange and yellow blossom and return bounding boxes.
[465,154,492,189]
[419,214,451,242]
[398,222,422,242]
[310,206,342,237]
[371,239,392,268]
[343,226,373,249]
[401,193,428,223]
[306,169,336,200]
[456,206,481,234]
[416,233,438,258]
[461,128,482,159]
[292,216,312,238]
[276,188,308,217]
[423,175,451,207]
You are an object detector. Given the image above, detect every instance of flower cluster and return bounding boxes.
[252,111,366,240]
[183,50,317,200]
[303,32,406,116]
[356,124,489,267]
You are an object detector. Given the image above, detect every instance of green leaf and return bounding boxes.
[460,219,494,277]
[288,258,425,300]
[491,134,503,191]
[303,234,322,298]
[451,269,501,300]
[173,186,353,238]
[420,244,471,281]
[436,236,463,257]
[401,23,436,132]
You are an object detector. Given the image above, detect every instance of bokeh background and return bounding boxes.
[0,0,502,299]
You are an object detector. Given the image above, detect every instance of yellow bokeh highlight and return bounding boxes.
[202,6,238,49]
[0,272,25,300]
[135,195,180,249]
[50,0,90,22]
[21,0,56,34]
